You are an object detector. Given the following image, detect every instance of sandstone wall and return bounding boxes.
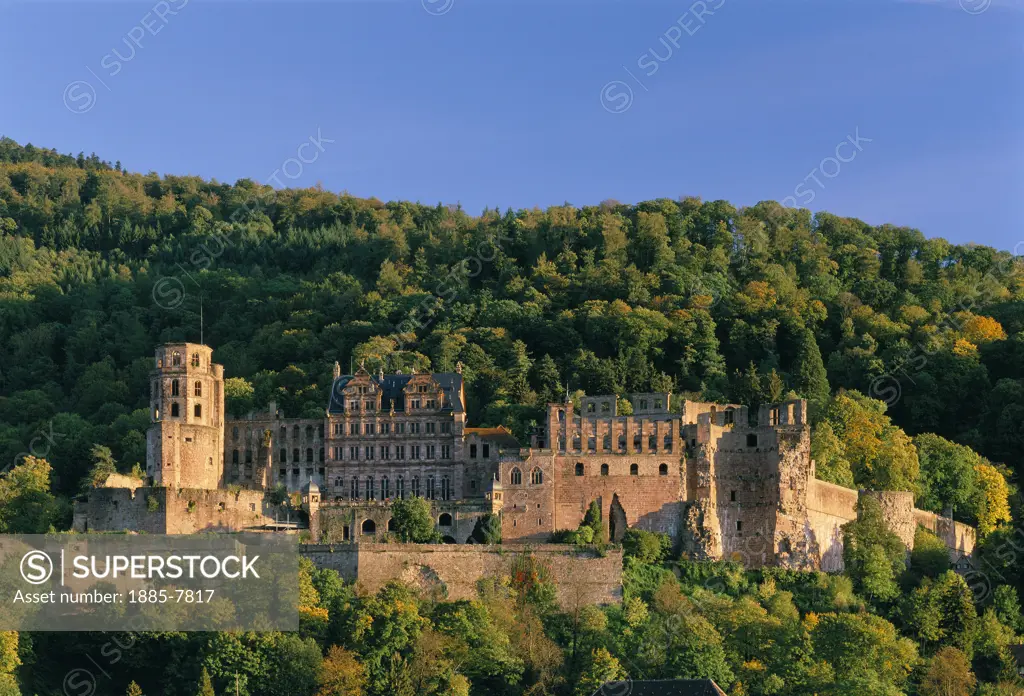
[317,501,487,544]
[74,487,282,533]
[914,508,976,558]
[803,479,859,572]
[301,543,623,607]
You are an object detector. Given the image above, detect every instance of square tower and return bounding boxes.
[147,344,225,489]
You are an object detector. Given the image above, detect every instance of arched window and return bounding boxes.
[171,403,180,417]
[427,477,436,500]
[510,468,522,485]
[279,448,287,463]
[575,463,584,477]
[191,352,200,367]
[600,463,609,476]
[630,463,639,476]
[351,478,358,499]
[171,351,181,366]
[334,477,343,488]
[531,468,543,485]
[411,476,420,497]
[194,381,202,397]
[280,426,287,440]
[306,448,313,463]
[438,513,453,527]
[396,476,405,500]
[171,379,180,397]
[305,425,313,439]
[292,448,300,463]
[659,463,669,476]
[293,425,300,439]
[194,404,202,418]
[232,450,239,464]
[387,518,397,532]
[366,477,375,501]
[381,476,390,499]
[361,519,376,534]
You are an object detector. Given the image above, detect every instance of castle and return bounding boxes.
[74,343,975,572]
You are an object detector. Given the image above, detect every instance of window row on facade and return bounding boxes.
[329,444,453,461]
[154,403,203,419]
[329,421,453,436]
[158,351,202,368]
[508,462,671,484]
[329,475,453,501]
[163,379,203,397]
[567,434,674,452]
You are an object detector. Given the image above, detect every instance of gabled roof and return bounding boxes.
[592,680,728,696]
[327,373,464,415]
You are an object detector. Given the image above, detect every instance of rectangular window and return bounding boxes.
[349,401,359,411]
[411,445,421,460]
[365,401,374,411]
[382,423,391,435]
[349,446,358,460]
[396,423,405,434]
[411,399,421,409]
[380,445,389,460]
[426,422,436,434]
[426,400,436,409]
[426,445,435,459]
[365,423,375,435]
[441,445,451,459]
[365,446,374,460]
[410,423,420,434]
[349,423,359,436]
[332,446,342,460]
[396,445,405,460]
[483,444,490,458]
[279,449,287,463]
[440,422,452,434]
[333,423,342,435]
[470,444,477,459]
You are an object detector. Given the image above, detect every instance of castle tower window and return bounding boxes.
[630,463,639,476]
[171,380,180,397]
[361,519,376,535]
[172,351,181,367]
[171,403,180,417]
[664,435,673,452]
[381,476,390,499]
[575,463,585,477]
[510,468,522,485]
[366,477,375,501]
[531,468,543,485]
[730,490,736,502]
[154,407,160,420]
[194,381,202,397]
[659,463,668,476]
[438,513,453,527]
[343,525,350,541]
[232,450,239,465]
[191,353,200,367]
[194,404,202,418]
[746,434,758,448]
[600,463,609,476]
[306,448,313,463]
[736,521,742,532]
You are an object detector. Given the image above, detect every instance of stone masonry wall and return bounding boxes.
[301,543,623,607]
[803,479,859,572]
[74,487,280,533]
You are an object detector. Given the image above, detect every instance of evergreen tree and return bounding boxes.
[793,329,830,419]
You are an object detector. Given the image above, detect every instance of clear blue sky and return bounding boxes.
[1,0,1022,250]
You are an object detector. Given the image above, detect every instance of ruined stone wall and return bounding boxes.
[301,543,623,607]
[317,501,487,544]
[74,487,280,533]
[914,509,976,557]
[500,453,558,542]
[865,491,917,549]
[803,479,859,572]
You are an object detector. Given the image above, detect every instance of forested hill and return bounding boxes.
[0,138,1020,517]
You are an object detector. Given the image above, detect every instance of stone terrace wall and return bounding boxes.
[803,479,859,572]
[74,487,281,533]
[301,543,623,607]
[914,509,976,558]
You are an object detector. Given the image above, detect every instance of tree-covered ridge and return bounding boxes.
[0,139,1021,525]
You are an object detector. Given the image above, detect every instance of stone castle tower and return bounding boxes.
[146,343,225,489]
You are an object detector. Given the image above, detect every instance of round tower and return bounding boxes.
[147,343,225,489]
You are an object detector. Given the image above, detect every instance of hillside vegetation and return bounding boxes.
[0,138,1022,695]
